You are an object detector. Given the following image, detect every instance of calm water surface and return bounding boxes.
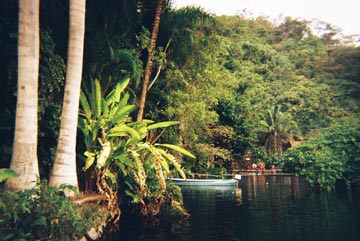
[115,176,360,241]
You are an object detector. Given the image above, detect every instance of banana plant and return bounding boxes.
[78,77,195,215]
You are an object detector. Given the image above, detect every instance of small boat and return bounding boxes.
[167,177,238,186]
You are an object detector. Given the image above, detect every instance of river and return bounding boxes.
[114,175,360,241]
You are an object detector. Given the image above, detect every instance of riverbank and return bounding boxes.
[73,194,111,241]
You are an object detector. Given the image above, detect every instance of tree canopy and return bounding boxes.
[1,0,359,193]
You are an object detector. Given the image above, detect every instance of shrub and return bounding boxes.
[0,181,88,241]
[282,117,360,190]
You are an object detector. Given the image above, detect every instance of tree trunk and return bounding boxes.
[6,0,40,192]
[136,0,164,121]
[49,0,86,197]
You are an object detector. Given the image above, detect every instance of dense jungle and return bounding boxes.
[0,0,359,240]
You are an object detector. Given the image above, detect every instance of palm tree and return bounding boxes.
[137,0,164,121]
[6,0,40,191]
[49,0,86,196]
[256,105,301,159]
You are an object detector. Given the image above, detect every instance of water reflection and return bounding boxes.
[178,184,243,241]
[235,187,242,205]
[114,176,360,241]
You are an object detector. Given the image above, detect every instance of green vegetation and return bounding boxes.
[0,169,18,183]
[256,105,301,159]
[282,117,360,190]
[0,0,360,238]
[0,181,99,241]
[78,76,193,219]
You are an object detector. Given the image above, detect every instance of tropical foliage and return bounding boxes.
[256,105,301,159]
[282,117,360,190]
[78,77,193,218]
[0,181,100,241]
[1,4,360,238]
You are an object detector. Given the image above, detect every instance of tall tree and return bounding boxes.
[137,0,164,121]
[6,0,40,191]
[49,0,86,196]
[256,105,301,159]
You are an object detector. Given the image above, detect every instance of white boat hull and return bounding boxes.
[167,178,237,186]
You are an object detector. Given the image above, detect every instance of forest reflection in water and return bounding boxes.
[114,175,360,241]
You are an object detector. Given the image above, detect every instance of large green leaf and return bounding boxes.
[102,99,109,118]
[106,78,129,105]
[137,126,148,140]
[153,148,170,173]
[108,130,128,137]
[155,143,196,158]
[157,150,186,179]
[117,92,130,111]
[147,121,179,130]
[112,105,136,123]
[108,92,131,120]
[77,118,88,133]
[79,90,91,118]
[132,143,148,153]
[84,151,96,170]
[113,154,136,169]
[116,162,128,176]
[142,144,170,173]
[0,168,18,182]
[127,119,154,130]
[118,77,130,94]
[112,139,126,152]
[105,86,119,106]
[91,79,102,119]
[104,170,117,185]
[89,121,101,142]
[109,124,140,139]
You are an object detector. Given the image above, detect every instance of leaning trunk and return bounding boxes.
[136,0,164,121]
[49,0,86,197]
[6,0,40,192]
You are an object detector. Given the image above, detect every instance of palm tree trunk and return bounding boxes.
[49,0,86,197]
[136,0,164,121]
[6,0,40,192]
